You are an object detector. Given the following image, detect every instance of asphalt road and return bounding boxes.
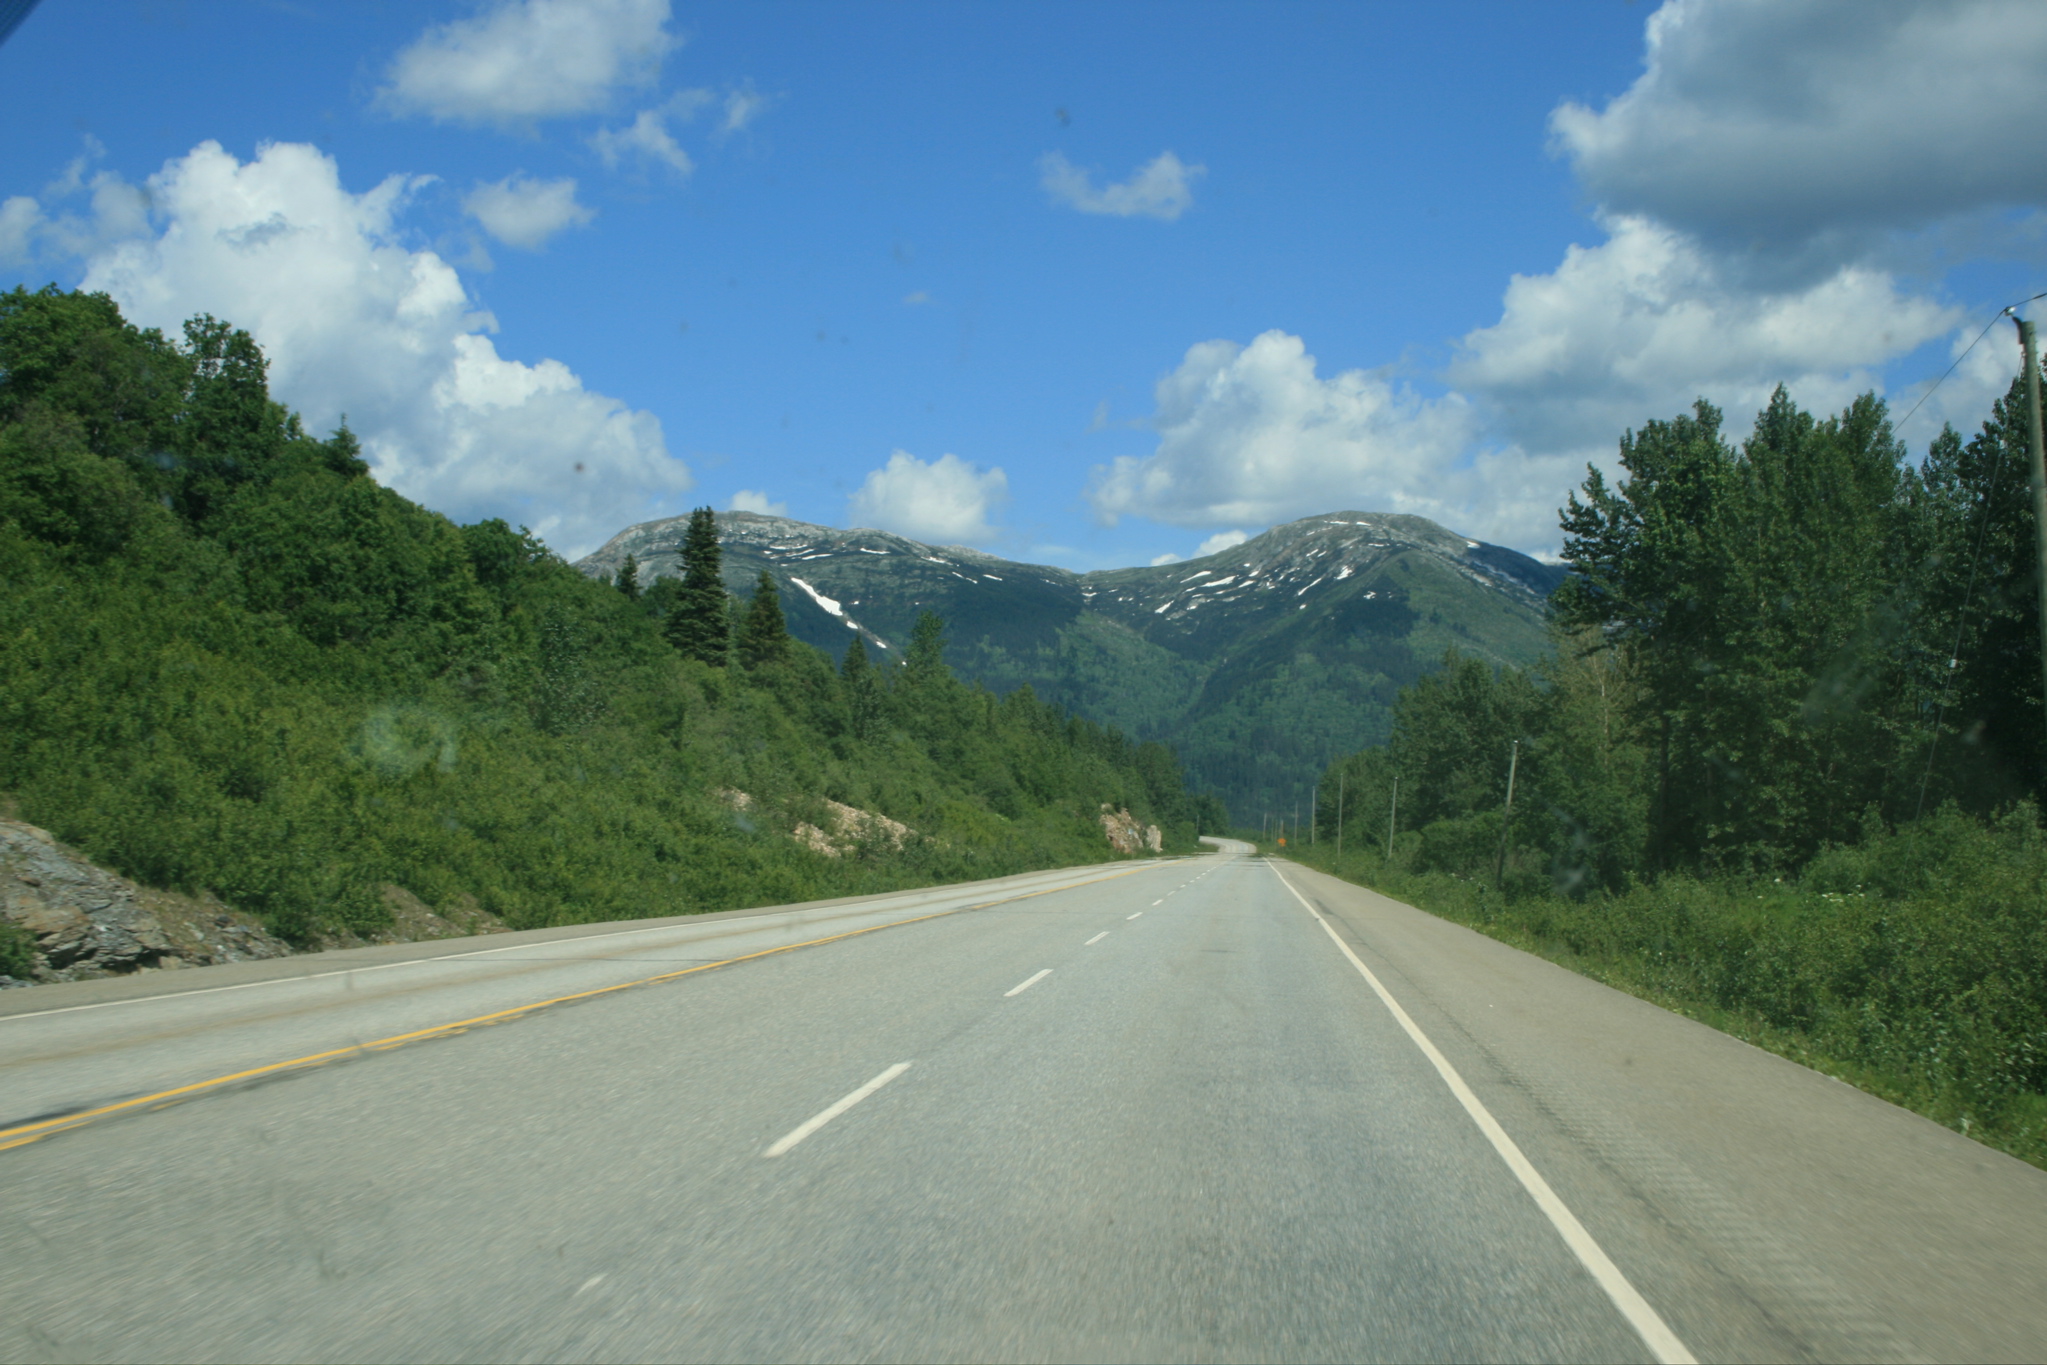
[2,844,2044,1363]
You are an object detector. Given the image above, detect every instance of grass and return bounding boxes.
[1265,809,2047,1173]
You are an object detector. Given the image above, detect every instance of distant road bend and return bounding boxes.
[4,843,2045,1362]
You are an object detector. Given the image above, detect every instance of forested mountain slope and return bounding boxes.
[0,286,1203,968]
[580,511,1564,821]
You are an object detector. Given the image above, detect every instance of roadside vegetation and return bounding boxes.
[1297,383,2047,1169]
[0,286,1215,949]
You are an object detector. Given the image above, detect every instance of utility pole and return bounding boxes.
[1310,786,1317,846]
[1386,774,1398,859]
[1493,740,1520,891]
[1336,772,1345,862]
[2020,316,2047,753]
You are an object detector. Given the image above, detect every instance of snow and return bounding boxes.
[788,577,844,618]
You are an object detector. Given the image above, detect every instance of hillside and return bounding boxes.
[0,287,1205,961]
[579,511,1564,820]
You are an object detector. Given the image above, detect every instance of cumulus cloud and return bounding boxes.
[462,173,594,250]
[77,140,690,557]
[1040,150,1202,221]
[1552,0,2047,263]
[1084,2,2043,555]
[1087,330,1485,532]
[728,489,787,516]
[1448,214,1960,459]
[377,0,675,127]
[849,450,1007,545]
[1149,552,1182,566]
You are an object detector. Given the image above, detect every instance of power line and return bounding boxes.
[1896,292,2047,437]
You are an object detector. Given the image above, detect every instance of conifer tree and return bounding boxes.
[905,610,948,686]
[664,507,728,665]
[737,569,789,668]
[616,552,640,600]
[842,633,883,740]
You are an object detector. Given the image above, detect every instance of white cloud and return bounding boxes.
[848,450,1007,546]
[902,290,931,306]
[1448,214,1960,460]
[1087,330,1485,532]
[2,138,152,265]
[1080,1,2042,557]
[0,196,38,265]
[590,101,698,178]
[720,84,772,135]
[728,489,787,516]
[377,0,675,128]
[1039,150,1202,221]
[1196,529,1249,557]
[1148,552,1182,566]
[77,140,690,558]
[1552,0,2047,262]
[462,173,594,250]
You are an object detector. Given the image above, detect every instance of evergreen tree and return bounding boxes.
[665,507,728,665]
[905,610,948,686]
[842,633,884,741]
[616,552,640,600]
[737,569,789,668]
[1915,374,2047,810]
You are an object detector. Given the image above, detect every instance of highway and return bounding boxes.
[3,842,2045,1363]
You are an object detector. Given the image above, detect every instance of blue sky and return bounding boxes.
[4,1,2045,564]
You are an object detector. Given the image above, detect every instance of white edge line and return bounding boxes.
[1269,866,1697,1365]
[1085,931,1108,945]
[0,864,1130,1024]
[1004,968,1053,997]
[764,1062,911,1157]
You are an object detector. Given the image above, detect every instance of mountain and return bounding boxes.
[578,511,1564,820]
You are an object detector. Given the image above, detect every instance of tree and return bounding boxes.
[737,570,789,668]
[175,314,291,524]
[616,552,641,601]
[665,507,728,665]
[905,610,948,687]
[1914,375,2047,811]
[842,633,885,741]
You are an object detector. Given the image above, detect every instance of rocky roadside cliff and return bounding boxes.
[0,818,294,988]
[0,819,514,990]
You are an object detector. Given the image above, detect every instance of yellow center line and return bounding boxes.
[0,862,1157,1152]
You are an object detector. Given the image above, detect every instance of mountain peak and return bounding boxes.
[575,508,1561,819]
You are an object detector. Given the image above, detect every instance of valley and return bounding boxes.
[579,511,1564,821]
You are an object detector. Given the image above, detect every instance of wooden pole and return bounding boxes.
[2020,317,2047,760]
[1493,740,1520,891]
[1336,772,1345,863]
[1386,774,1399,859]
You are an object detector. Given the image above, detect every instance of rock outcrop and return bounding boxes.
[0,818,293,987]
[1100,806,1163,856]
[793,800,915,858]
